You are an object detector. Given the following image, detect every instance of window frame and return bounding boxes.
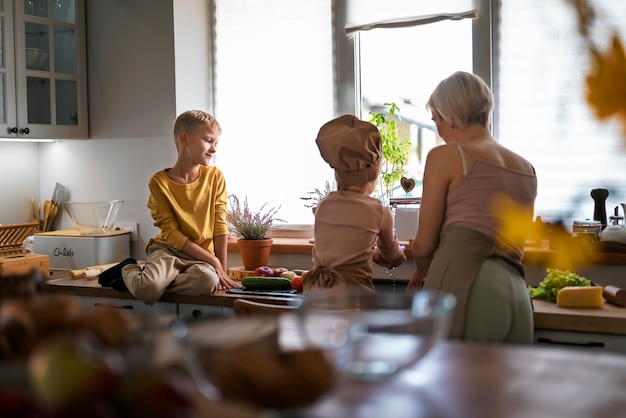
[334,0,494,119]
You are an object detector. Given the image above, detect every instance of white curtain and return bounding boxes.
[345,0,475,29]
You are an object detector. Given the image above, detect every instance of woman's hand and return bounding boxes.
[406,269,426,293]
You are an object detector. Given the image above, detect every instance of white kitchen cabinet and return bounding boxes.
[177,303,234,322]
[534,329,626,355]
[77,296,178,317]
[0,0,87,139]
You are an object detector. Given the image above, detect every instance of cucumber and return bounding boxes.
[242,276,292,290]
[292,269,308,275]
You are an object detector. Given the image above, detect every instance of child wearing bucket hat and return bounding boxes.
[304,115,406,293]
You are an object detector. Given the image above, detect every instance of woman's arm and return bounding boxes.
[407,146,454,291]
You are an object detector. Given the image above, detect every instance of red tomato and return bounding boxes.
[291,276,303,292]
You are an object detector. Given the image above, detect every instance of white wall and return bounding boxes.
[0,142,40,224]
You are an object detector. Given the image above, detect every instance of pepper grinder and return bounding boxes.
[591,188,609,230]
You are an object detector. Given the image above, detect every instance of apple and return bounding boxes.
[27,333,125,410]
[253,266,274,277]
[280,271,297,280]
[272,267,288,277]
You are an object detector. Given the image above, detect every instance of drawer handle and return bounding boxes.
[536,337,605,348]
[94,302,134,310]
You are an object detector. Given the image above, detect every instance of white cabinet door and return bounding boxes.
[177,303,234,322]
[77,296,178,317]
[534,329,626,355]
[0,0,87,140]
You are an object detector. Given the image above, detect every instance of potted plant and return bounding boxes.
[369,102,411,205]
[226,195,285,270]
[300,180,335,213]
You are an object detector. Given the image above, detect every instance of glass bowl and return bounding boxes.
[64,200,124,236]
[299,289,456,381]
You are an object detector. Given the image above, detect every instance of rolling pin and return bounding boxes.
[70,262,120,279]
[603,285,626,307]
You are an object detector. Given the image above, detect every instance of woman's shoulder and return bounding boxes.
[424,143,463,169]
[495,144,535,174]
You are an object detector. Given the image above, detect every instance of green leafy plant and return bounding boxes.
[528,268,591,302]
[299,180,335,209]
[226,195,285,240]
[369,102,411,203]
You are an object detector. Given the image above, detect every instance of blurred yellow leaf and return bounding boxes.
[495,196,533,248]
[586,35,626,135]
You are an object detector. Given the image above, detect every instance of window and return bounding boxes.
[213,0,334,225]
[496,0,626,228]
[357,20,473,200]
[213,0,626,230]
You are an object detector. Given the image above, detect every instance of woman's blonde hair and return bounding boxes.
[173,110,221,140]
[426,71,493,129]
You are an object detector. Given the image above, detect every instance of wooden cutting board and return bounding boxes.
[228,266,256,281]
[533,299,626,335]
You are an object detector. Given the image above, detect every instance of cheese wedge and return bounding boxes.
[556,286,604,308]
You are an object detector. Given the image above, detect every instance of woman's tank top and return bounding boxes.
[442,143,537,260]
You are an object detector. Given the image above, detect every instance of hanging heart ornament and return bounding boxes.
[401,177,416,193]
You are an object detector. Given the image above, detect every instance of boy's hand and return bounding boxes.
[373,246,407,268]
[218,272,241,290]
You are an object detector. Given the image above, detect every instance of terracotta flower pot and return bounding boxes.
[237,238,273,270]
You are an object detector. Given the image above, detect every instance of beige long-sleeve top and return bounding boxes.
[313,192,404,271]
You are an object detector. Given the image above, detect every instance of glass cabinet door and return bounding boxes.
[14,0,86,139]
[0,0,18,135]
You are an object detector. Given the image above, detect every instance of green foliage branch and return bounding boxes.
[369,102,411,202]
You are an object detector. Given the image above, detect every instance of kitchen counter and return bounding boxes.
[45,272,626,336]
[532,299,626,335]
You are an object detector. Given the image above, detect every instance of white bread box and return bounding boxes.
[33,229,130,270]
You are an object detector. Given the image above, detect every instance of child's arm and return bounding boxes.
[375,207,407,268]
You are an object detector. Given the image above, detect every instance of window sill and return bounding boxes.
[229,238,626,266]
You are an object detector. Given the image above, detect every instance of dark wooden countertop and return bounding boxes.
[298,339,626,418]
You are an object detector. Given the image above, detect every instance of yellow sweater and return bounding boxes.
[146,166,228,255]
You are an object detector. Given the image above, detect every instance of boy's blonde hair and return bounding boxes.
[173,110,221,142]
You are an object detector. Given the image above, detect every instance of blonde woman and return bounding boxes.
[407,72,537,343]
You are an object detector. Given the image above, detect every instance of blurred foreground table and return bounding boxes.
[294,340,626,418]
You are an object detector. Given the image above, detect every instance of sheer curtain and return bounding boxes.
[496,0,626,228]
[213,0,334,225]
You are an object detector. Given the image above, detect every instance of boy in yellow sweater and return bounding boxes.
[99,110,240,305]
